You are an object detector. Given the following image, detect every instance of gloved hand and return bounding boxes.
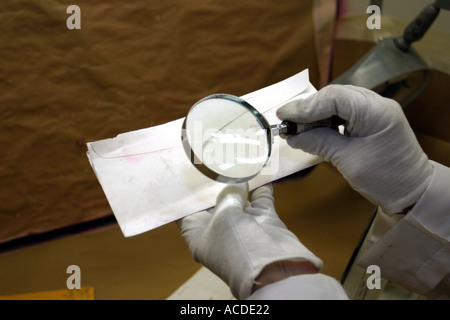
[178,183,323,299]
[276,84,434,215]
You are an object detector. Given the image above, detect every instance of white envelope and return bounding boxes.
[87,69,322,237]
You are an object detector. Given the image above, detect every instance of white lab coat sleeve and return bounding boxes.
[246,273,348,300]
[356,161,450,298]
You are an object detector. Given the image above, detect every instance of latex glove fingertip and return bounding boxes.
[216,182,249,211]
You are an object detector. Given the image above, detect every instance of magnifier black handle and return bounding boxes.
[281,115,345,136]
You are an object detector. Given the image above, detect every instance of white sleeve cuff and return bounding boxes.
[357,161,450,296]
[246,273,348,300]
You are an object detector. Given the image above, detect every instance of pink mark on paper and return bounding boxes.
[125,154,146,164]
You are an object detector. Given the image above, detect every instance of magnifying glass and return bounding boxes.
[181,93,344,184]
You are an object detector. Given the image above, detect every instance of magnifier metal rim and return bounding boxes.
[181,93,272,184]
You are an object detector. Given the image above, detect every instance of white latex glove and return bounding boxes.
[178,183,323,299]
[276,84,434,215]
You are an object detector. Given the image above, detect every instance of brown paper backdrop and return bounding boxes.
[0,0,325,244]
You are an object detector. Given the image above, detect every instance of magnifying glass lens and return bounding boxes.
[184,95,270,182]
[183,94,345,183]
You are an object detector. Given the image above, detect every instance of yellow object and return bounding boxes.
[0,286,94,300]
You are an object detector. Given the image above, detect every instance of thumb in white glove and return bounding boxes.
[276,84,434,215]
[178,183,323,299]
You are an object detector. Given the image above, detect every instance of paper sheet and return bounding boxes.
[0,287,95,300]
[87,69,322,237]
[166,267,234,300]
